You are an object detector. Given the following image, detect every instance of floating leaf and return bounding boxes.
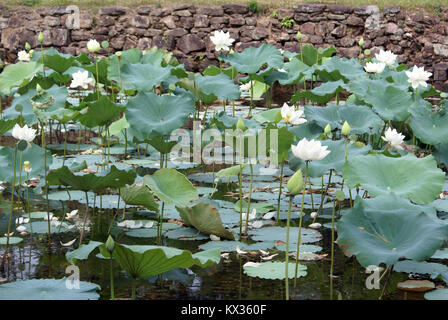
[243,261,307,280]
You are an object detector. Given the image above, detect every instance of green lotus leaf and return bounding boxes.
[66,240,103,265]
[336,195,448,267]
[0,61,43,95]
[0,118,19,136]
[126,92,194,137]
[143,168,198,207]
[177,202,234,240]
[47,165,136,192]
[164,227,210,240]
[216,164,248,178]
[119,62,173,91]
[409,105,448,145]
[249,226,322,244]
[107,48,143,83]
[120,184,159,212]
[43,51,78,74]
[0,143,52,185]
[0,279,100,300]
[0,237,23,245]
[254,108,281,124]
[22,221,75,234]
[78,96,125,128]
[343,154,445,204]
[243,261,307,280]
[291,80,348,104]
[317,56,364,82]
[234,200,274,215]
[223,43,283,74]
[199,240,276,252]
[394,260,448,284]
[289,122,323,140]
[82,58,109,85]
[361,81,412,121]
[194,73,240,103]
[425,289,448,300]
[99,243,220,278]
[289,139,371,178]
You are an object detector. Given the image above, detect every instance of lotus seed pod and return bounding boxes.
[101,40,109,49]
[25,42,31,51]
[236,117,246,131]
[364,49,371,56]
[341,121,351,136]
[36,84,42,93]
[358,37,364,48]
[38,31,44,43]
[324,123,331,135]
[287,169,304,196]
[335,190,345,202]
[105,235,115,252]
[296,31,302,41]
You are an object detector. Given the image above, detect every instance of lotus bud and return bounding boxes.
[105,235,115,253]
[358,37,364,48]
[38,31,44,44]
[310,211,317,219]
[341,121,351,136]
[23,161,31,173]
[29,49,34,58]
[36,84,42,93]
[116,51,122,61]
[287,169,304,196]
[296,31,302,41]
[236,117,246,131]
[364,49,371,56]
[25,42,31,51]
[324,123,331,135]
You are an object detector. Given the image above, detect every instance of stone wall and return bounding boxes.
[1,3,448,90]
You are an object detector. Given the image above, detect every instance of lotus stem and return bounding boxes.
[110,254,115,300]
[62,123,67,167]
[79,191,89,247]
[285,194,293,301]
[238,166,243,238]
[26,172,32,236]
[244,162,254,236]
[3,145,18,263]
[41,121,51,240]
[379,266,393,300]
[330,198,336,279]
[276,160,285,224]
[315,169,332,222]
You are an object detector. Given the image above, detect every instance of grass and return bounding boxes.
[2,0,447,13]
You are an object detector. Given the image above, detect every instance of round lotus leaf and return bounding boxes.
[431,248,448,260]
[425,289,448,300]
[394,260,448,284]
[126,228,159,238]
[144,168,198,207]
[410,105,448,145]
[23,221,76,234]
[0,278,100,300]
[243,262,307,280]
[199,240,276,252]
[343,154,445,204]
[250,226,322,244]
[397,280,435,292]
[336,195,448,267]
[126,91,194,137]
[0,237,23,245]
[164,227,209,241]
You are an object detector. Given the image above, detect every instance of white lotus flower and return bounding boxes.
[261,253,278,261]
[43,213,54,220]
[291,138,331,161]
[65,210,78,220]
[4,232,14,237]
[405,66,432,89]
[239,81,253,92]
[278,68,287,73]
[281,103,307,125]
[381,127,405,150]
[364,62,385,74]
[18,50,30,62]
[11,124,37,143]
[210,30,235,52]
[375,50,397,66]
[143,221,154,228]
[70,70,94,89]
[251,220,263,229]
[262,211,276,220]
[210,234,220,241]
[310,212,317,219]
[16,225,27,233]
[87,39,101,53]
[308,223,322,229]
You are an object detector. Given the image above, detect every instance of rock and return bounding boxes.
[365,5,380,30]
[340,36,355,47]
[327,5,353,14]
[165,28,188,38]
[230,16,246,27]
[131,15,150,28]
[98,6,128,16]
[197,6,223,16]
[44,16,60,27]
[300,22,315,34]
[177,34,205,53]
[172,3,194,11]
[161,16,177,29]
[346,15,364,26]
[50,29,69,46]
[48,6,68,16]
[173,10,192,17]
[222,4,249,15]
[98,16,115,27]
[434,44,448,57]
[385,23,402,35]
[277,9,295,19]
[137,6,152,15]
[137,37,152,50]
[296,4,326,14]
[251,27,269,40]
[331,25,346,38]
[194,15,209,28]
[383,6,401,15]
